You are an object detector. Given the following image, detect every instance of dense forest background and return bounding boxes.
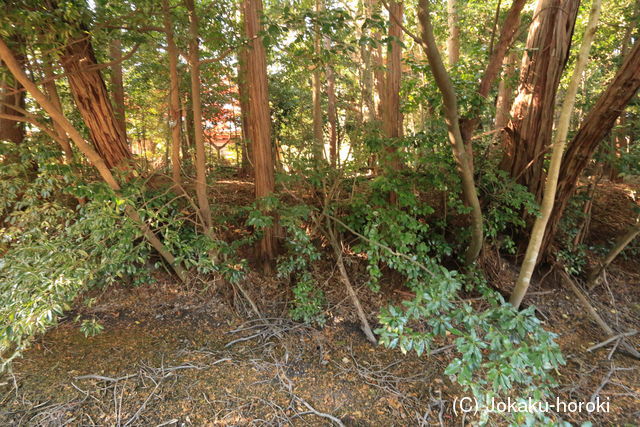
[0,0,639,424]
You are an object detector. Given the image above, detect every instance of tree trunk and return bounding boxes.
[243,0,277,267]
[162,0,182,186]
[446,0,460,66]
[0,38,186,282]
[326,44,338,167]
[60,36,132,169]
[541,39,640,256]
[418,0,483,265]
[312,0,324,162]
[0,36,25,145]
[238,46,254,177]
[109,38,127,138]
[185,0,213,230]
[459,0,526,147]
[42,57,73,160]
[360,0,377,124]
[510,0,602,309]
[587,220,640,289]
[607,1,638,181]
[383,1,403,203]
[499,0,580,201]
[494,50,517,138]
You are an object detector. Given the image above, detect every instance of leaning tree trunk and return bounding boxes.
[540,39,640,256]
[0,38,186,282]
[0,36,25,145]
[499,0,580,202]
[418,0,483,265]
[42,57,73,160]
[243,0,277,267]
[510,0,602,309]
[60,36,132,169]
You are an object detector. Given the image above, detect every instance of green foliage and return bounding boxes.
[345,177,451,290]
[289,271,326,325]
[80,318,104,337]
[0,142,231,369]
[376,270,564,422]
[478,168,539,254]
[276,204,326,325]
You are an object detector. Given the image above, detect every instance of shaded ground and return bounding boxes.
[1,179,639,426]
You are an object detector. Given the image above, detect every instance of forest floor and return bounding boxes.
[1,179,639,426]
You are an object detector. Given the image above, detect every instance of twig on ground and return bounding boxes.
[587,330,638,353]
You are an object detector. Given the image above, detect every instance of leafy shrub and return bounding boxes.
[478,168,539,254]
[345,177,451,290]
[276,205,326,325]
[0,141,231,369]
[376,265,565,423]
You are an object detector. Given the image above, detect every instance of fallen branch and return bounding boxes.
[296,396,345,427]
[74,374,137,382]
[326,228,376,344]
[556,264,640,360]
[587,330,638,353]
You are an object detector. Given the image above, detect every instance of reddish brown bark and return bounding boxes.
[383,1,403,142]
[60,36,132,169]
[541,39,640,255]
[243,0,277,266]
[499,0,580,201]
[383,1,403,203]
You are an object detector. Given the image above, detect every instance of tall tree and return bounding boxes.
[446,0,460,65]
[540,39,640,256]
[382,1,404,203]
[184,0,213,230]
[494,50,518,139]
[60,35,132,169]
[243,0,277,266]
[499,0,580,201]
[238,46,253,176]
[109,37,127,138]
[162,0,183,186]
[459,0,527,148]
[312,0,324,161]
[326,38,338,166]
[418,0,483,265]
[511,0,602,309]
